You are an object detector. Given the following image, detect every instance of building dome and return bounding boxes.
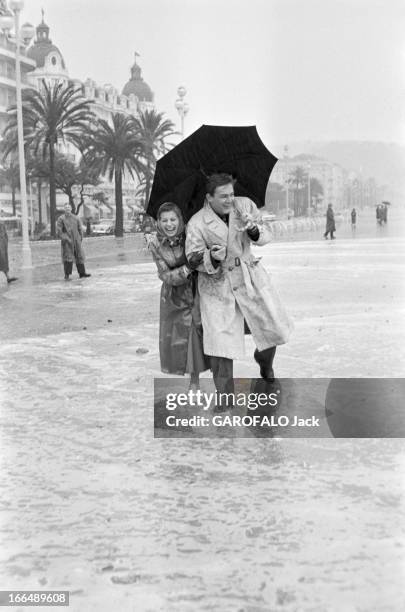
[122,54,154,102]
[27,12,66,70]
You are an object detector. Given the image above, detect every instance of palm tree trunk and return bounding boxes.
[37,179,42,225]
[145,159,151,207]
[12,187,16,216]
[115,168,124,237]
[49,142,57,238]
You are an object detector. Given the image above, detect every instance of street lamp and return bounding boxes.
[0,1,35,268]
[283,145,289,219]
[175,86,189,140]
[28,170,33,236]
[307,161,311,217]
[285,178,289,219]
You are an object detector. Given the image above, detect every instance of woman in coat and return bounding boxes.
[149,202,209,388]
[323,203,336,239]
[0,220,17,283]
[56,203,91,280]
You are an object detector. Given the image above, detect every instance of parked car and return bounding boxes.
[92,220,114,235]
[261,212,277,223]
[123,220,136,233]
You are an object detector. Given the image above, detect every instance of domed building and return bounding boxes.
[27,11,68,87]
[122,53,154,111]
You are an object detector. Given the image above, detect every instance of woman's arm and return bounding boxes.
[149,242,191,286]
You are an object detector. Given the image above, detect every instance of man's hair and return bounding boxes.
[206,173,235,196]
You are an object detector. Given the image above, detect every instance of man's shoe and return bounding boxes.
[79,273,91,278]
[254,349,275,382]
[64,275,70,281]
[7,277,17,283]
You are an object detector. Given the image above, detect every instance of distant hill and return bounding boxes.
[276,141,405,201]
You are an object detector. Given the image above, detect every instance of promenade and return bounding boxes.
[0,211,404,611]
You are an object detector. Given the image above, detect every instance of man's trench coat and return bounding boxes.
[56,213,85,264]
[185,197,293,360]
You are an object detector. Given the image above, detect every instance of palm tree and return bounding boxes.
[289,166,307,216]
[132,109,177,207]
[4,80,95,237]
[83,113,145,237]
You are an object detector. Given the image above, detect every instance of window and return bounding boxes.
[51,56,57,66]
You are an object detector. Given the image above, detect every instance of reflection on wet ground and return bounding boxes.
[1,212,404,610]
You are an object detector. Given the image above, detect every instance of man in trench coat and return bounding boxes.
[56,202,91,280]
[323,203,336,239]
[185,173,292,402]
[0,220,17,283]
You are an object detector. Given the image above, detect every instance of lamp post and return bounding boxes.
[307,161,311,217]
[28,171,33,236]
[0,1,35,268]
[285,178,289,219]
[175,86,189,140]
[283,145,289,219]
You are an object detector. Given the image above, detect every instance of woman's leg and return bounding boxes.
[188,372,200,391]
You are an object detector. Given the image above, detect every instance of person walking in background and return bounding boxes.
[0,220,17,284]
[351,207,357,232]
[382,202,388,224]
[149,202,209,390]
[323,203,336,239]
[376,204,384,225]
[56,202,91,280]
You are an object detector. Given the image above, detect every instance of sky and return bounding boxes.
[21,0,405,150]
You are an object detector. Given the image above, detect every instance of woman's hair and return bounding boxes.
[157,201,182,220]
[206,173,235,196]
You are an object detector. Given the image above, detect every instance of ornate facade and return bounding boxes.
[0,0,36,214]
[1,11,155,223]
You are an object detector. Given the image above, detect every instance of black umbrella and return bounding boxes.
[146,124,278,222]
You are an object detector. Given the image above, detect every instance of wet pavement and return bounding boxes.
[0,209,405,611]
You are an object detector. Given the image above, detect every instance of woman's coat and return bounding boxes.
[149,235,204,375]
[56,214,85,263]
[325,207,336,232]
[185,197,292,360]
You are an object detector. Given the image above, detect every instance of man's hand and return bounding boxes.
[236,211,256,232]
[210,244,227,261]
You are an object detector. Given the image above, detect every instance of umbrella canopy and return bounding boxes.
[146,124,278,221]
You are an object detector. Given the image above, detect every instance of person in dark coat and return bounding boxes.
[148,202,209,389]
[351,208,357,233]
[351,208,357,226]
[0,220,17,283]
[56,203,91,280]
[323,203,336,239]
